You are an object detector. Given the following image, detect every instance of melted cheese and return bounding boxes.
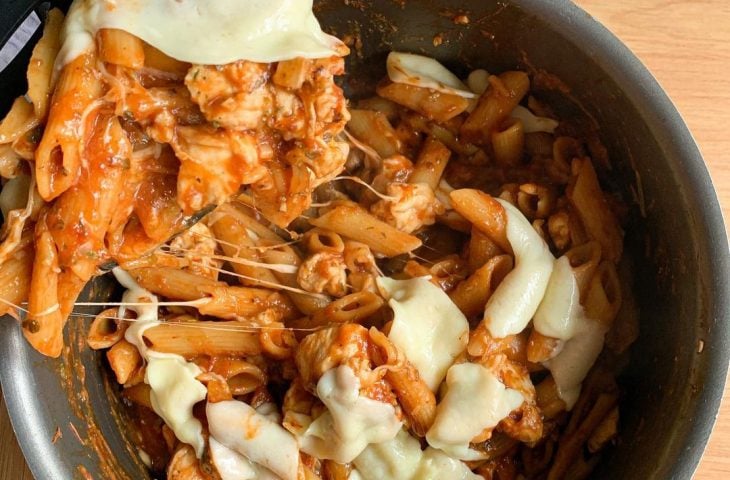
[297,365,402,463]
[354,429,423,479]
[146,358,207,458]
[544,319,607,409]
[417,448,484,480]
[112,268,207,458]
[354,429,483,480]
[426,363,523,460]
[387,52,477,98]
[209,437,257,480]
[348,470,365,480]
[207,400,299,480]
[531,259,610,409]
[533,256,582,340]
[377,277,469,391]
[510,105,559,134]
[483,199,554,338]
[57,0,347,71]
[0,174,30,220]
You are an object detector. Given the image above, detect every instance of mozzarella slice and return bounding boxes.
[510,105,559,134]
[378,276,469,391]
[533,256,582,340]
[207,400,299,480]
[354,428,483,480]
[483,199,554,338]
[417,448,484,480]
[426,363,523,460]
[209,437,257,480]
[530,257,610,409]
[146,357,207,457]
[209,437,281,480]
[297,365,402,463]
[544,318,608,409]
[387,52,477,98]
[57,0,347,71]
[353,429,423,480]
[113,268,209,458]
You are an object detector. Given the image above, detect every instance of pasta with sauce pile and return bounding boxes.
[0,2,638,479]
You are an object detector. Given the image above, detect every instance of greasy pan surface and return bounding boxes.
[1,1,728,479]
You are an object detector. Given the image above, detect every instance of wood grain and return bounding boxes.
[1,1,729,479]
[0,393,32,479]
[575,4,730,479]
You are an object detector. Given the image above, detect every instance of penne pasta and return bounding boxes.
[460,71,530,144]
[26,8,64,121]
[449,189,512,254]
[142,42,191,75]
[409,136,451,189]
[369,328,437,437]
[309,204,422,256]
[564,240,602,300]
[107,339,143,384]
[35,53,103,200]
[87,308,127,350]
[467,227,502,274]
[347,109,402,158]
[97,28,145,69]
[24,214,64,357]
[449,254,513,318]
[128,266,294,320]
[377,80,470,122]
[491,118,525,167]
[142,321,263,357]
[209,207,283,288]
[273,57,312,90]
[304,228,345,255]
[0,97,39,145]
[567,158,624,262]
[0,231,34,318]
[527,330,563,363]
[584,261,622,327]
[210,358,267,396]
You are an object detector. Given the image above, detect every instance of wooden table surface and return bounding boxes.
[2,1,730,478]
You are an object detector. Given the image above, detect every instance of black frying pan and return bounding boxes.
[0,1,728,479]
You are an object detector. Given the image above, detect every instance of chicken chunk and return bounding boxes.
[371,183,445,233]
[297,252,347,297]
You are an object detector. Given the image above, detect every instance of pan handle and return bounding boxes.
[0,1,46,48]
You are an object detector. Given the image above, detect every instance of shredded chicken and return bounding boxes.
[371,183,445,233]
[297,251,347,297]
[168,222,222,279]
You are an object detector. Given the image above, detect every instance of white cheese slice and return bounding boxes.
[510,105,559,134]
[348,470,365,480]
[57,0,347,72]
[353,429,423,480]
[146,357,207,458]
[209,437,257,480]
[417,448,484,480]
[426,363,523,460]
[354,428,483,480]
[544,318,608,409]
[483,199,554,338]
[112,268,207,458]
[297,365,402,463]
[377,276,469,391]
[533,256,582,340]
[207,400,299,480]
[387,52,477,98]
